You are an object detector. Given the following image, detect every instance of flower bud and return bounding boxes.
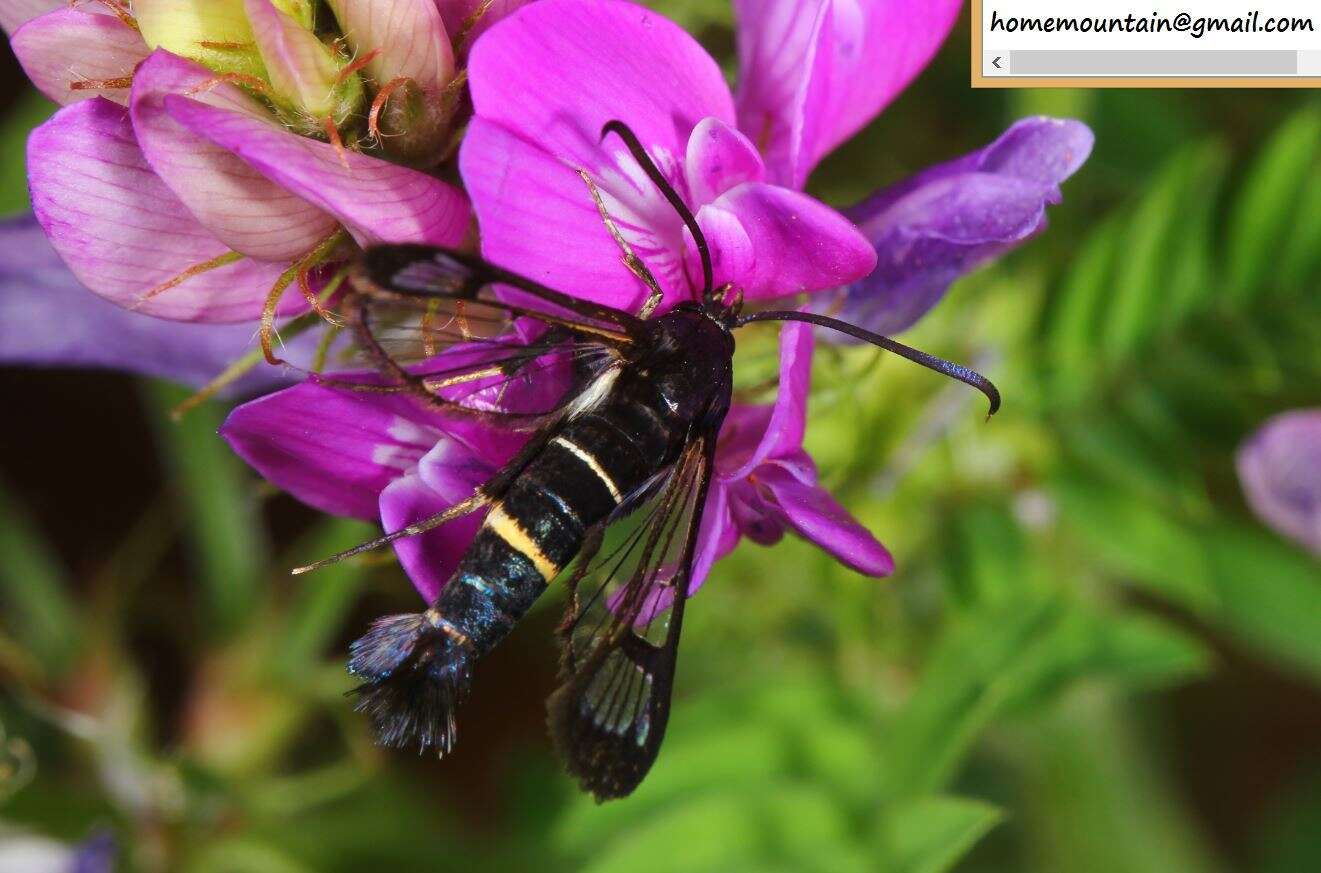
[134,0,265,79]
[244,0,364,127]
[325,0,455,94]
[373,77,455,166]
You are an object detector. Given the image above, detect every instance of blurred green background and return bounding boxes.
[3,4,1321,871]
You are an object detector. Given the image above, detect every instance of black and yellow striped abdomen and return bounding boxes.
[435,382,682,657]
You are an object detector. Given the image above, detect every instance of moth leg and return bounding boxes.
[557,525,606,637]
[293,491,491,574]
[576,168,664,319]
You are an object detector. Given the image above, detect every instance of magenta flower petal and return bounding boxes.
[462,0,734,308]
[221,380,445,521]
[459,118,659,311]
[836,117,1094,335]
[389,435,499,599]
[734,0,962,188]
[130,50,339,261]
[1237,410,1321,557]
[0,0,62,35]
[731,0,832,189]
[684,117,765,205]
[696,182,876,301]
[468,0,733,169]
[163,95,471,247]
[755,460,894,576]
[27,98,291,322]
[0,212,291,391]
[690,483,741,590]
[11,8,148,106]
[722,320,813,481]
[381,467,487,602]
[436,0,530,45]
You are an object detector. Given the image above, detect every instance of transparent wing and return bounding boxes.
[355,244,642,343]
[547,437,716,801]
[319,245,639,424]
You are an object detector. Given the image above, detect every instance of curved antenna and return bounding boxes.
[737,310,1001,417]
[600,120,713,300]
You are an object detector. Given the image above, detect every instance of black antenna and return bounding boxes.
[736,310,1001,417]
[600,120,713,300]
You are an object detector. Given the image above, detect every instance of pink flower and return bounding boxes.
[223,341,565,599]
[9,0,472,322]
[223,372,505,599]
[458,0,889,314]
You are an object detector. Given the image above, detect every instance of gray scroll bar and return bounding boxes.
[1009,50,1298,76]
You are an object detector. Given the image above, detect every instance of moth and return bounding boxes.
[303,121,999,801]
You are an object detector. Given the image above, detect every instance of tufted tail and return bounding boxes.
[347,610,474,755]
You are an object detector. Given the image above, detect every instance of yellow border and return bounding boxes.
[970,0,1321,88]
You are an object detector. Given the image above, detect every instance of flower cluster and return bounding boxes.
[5,0,523,321]
[4,0,1093,599]
[225,0,1090,600]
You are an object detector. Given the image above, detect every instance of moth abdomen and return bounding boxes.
[348,610,475,754]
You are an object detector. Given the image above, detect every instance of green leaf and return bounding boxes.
[944,499,1030,611]
[1162,145,1228,325]
[1001,610,1212,715]
[878,598,1061,798]
[1277,162,1321,289]
[643,0,732,32]
[1201,522,1321,681]
[1015,695,1225,873]
[276,517,376,673]
[0,90,56,217]
[1226,104,1321,300]
[876,796,1003,873]
[187,839,315,873]
[1048,214,1121,396]
[575,785,860,873]
[0,478,79,671]
[144,382,269,640]
[558,682,845,850]
[1053,474,1218,615]
[1058,416,1194,515]
[1102,143,1221,362]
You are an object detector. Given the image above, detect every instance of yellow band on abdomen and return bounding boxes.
[483,503,559,581]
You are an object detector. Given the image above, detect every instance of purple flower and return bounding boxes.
[731,1,1088,334]
[1237,410,1321,558]
[0,213,323,392]
[834,116,1095,335]
[11,2,471,322]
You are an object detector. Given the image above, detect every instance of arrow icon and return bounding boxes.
[992,56,1003,70]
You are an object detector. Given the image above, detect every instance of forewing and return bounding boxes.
[356,244,642,339]
[547,437,716,801]
[328,245,637,425]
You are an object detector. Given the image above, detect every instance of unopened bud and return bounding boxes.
[374,77,455,167]
[244,0,364,128]
[135,0,265,79]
